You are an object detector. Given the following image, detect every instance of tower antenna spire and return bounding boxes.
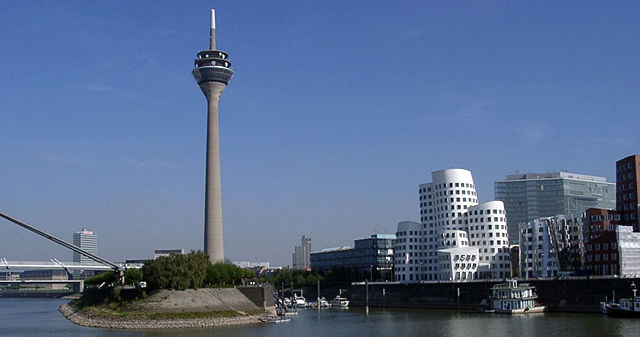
[210,8,216,50]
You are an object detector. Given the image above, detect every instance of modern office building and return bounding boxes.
[518,215,584,279]
[396,168,510,283]
[495,172,615,244]
[292,235,312,270]
[310,234,396,281]
[72,228,97,265]
[616,155,640,232]
[192,9,234,263]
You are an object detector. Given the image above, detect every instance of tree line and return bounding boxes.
[85,251,256,291]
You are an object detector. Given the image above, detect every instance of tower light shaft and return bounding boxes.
[210,9,216,50]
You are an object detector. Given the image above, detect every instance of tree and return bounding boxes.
[124,269,143,284]
[141,250,209,290]
[205,263,255,286]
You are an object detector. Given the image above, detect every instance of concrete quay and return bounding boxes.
[346,277,640,313]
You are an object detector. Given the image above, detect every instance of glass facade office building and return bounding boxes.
[310,234,395,281]
[495,172,615,244]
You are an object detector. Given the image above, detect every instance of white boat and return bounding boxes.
[331,295,349,308]
[487,279,546,314]
[310,297,331,308]
[259,315,292,323]
[319,297,330,308]
[294,295,306,308]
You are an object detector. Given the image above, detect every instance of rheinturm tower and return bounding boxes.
[192,9,233,263]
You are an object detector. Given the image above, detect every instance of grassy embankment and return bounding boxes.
[72,288,263,320]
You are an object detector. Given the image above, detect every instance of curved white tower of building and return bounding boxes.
[467,201,510,279]
[405,168,510,282]
[192,9,234,263]
[394,221,422,282]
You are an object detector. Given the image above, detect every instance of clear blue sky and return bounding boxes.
[1,1,638,266]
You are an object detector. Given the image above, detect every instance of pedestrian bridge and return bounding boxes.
[0,258,119,271]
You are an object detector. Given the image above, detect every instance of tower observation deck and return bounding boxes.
[192,9,233,263]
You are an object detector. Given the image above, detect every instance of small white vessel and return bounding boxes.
[310,297,331,308]
[319,297,331,308]
[331,294,349,308]
[294,294,306,308]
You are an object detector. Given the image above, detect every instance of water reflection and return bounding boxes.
[2,299,640,337]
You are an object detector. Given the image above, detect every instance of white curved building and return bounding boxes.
[399,168,511,282]
[393,221,422,282]
[467,201,511,279]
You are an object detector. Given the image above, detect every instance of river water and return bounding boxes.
[2,298,640,337]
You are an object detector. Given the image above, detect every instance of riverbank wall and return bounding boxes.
[344,277,640,313]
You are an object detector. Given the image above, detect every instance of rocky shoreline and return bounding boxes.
[59,302,264,329]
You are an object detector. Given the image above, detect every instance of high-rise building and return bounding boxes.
[616,155,640,232]
[292,235,312,270]
[395,168,510,283]
[495,172,615,244]
[72,228,97,265]
[192,9,234,263]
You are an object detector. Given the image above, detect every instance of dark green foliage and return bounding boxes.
[141,250,209,290]
[260,268,325,288]
[124,268,143,284]
[85,271,116,285]
[205,263,256,286]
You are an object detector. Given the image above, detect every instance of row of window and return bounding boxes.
[617,161,636,172]
[617,182,636,191]
[587,253,617,262]
[587,213,621,222]
[469,240,507,247]
[617,172,636,180]
[586,242,617,251]
[432,182,475,190]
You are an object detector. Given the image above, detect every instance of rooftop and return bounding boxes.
[500,172,609,183]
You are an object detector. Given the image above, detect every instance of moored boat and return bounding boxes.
[331,295,349,308]
[487,279,546,314]
[294,294,306,308]
[603,282,640,318]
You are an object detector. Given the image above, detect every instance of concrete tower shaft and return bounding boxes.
[192,9,233,264]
